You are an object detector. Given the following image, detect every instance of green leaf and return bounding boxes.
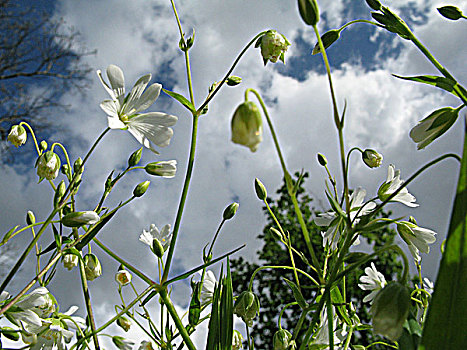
[419,129,467,349]
[392,74,463,98]
[163,88,196,114]
[283,278,308,309]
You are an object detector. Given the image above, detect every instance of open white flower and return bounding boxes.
[358,262,387,303]
[97,64,177,154]
[200,270,217,305]
[378,165,418,207]
[315,187,376,249]
[396,221,436,261]
[139,224,172,253]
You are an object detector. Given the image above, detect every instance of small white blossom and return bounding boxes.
[139,224,172,254]
[358,263,387,303]
[397,221,436,261]
[97,64,177,154]
[378,165,418,207]
[200,270,217,305]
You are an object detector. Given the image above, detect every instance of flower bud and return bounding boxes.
[258,30,290,65]
[62,211,100,227]
[152,238,165,259]
[145,160,177,178]
[26,210,36,225]
[298,0,319,26]
[231,101,263,152]
[234,291,260,326]
[7,125,27,147]
[62,254,79,271]
[317,153,327,166]
[1,327,20,341]
[365,0,382,11]
[223,202,239,220]
[128,147,143,167]
[84,253,102,281]
[36,151,61,181]
[226,76,242,86]
[362,149,383,168]
[437,6,464,20]
[312,29,340,55]
[273,329,293,350]
[370,282,410,341]
[254,178,267,201]
[116,316,132,332]
[133,181,150,197]
[115,269,132,286]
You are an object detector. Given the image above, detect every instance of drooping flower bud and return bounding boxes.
[234,291,260,326]
[115,269,132,286]
[297,0,320,26]
[36,151,61,181]
[128,147,143,167]
[61,211,100,227]
[145,160,177,178]
[257,30,291,65]
[116,316,132,332]
[84,253,102,281]
[437,5,464,20]
[254,178,267,201]
[231,101,263,152]
[7,125,27,147]
[223,202,239,220]
[133,181,150,197]
[62,254,79,271]
[273,329,293,350]
[370,282,410,341]
[362,149,383,168]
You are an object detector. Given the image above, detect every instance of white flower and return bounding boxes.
[8,124,27,147]
[358,263,387,303]
[378,165,418,207]
[113,336,135,350]
[97,64,177,154]
[200,270,217,305]
[315,187,376,249]
[115,269,132,286]
[396,221,436,261]
[139,224,172,253]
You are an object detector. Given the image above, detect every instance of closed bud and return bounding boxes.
[133,181,150,197]
[1,327,20,341]
[254,178,267,201]
[84,253,102,281]
[7,125,27,147]
[371,282,410,341]
[145,160,177,178]
[226,76,242,86]
[115,269,132,286]
[298,0,320,26]
[26,210,36,225]
[116,316,132,332]
[223,202,239,220]
[231,101,263,152]
[365,0,382,11]
[36,151,61,181]
[437,6,464,20]
[152,238,165,259]
[362,149,383,168]
[128,147,143,167]
[62,211,100,227]
[312,29,340,55]
[234,291,260,326]
[317,153,327,166]
[273,329,293,350]
[54,180,66,207]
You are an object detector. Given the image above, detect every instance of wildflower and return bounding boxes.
[145,160,177,178]
[362,149,383,168]
[115,269,132,286]
[232,330,244,350]
[257,30,290,65]
[97,64,178,154]
[8,125,27,147]
[396,221,436,261]
[36,151,61,181]
[358,262,387,303]
[273,329,293,350]
[371,282,410,341]
[378,165,418,207]
[84,254,102,281]
[112,336,135,350]
[61,211,100,227]
[231,101,263,152]
[200,270,217,305]
[316,187,376,249]
[234,291,260,326]
[139,224,172,257]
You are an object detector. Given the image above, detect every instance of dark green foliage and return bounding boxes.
[231,173,402,349]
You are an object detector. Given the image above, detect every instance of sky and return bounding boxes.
[1,0,466,348]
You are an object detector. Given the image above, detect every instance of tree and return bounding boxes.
[0,0,94,160]
[231,173,402,349]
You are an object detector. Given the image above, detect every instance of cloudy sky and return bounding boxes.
[1,0,466,347]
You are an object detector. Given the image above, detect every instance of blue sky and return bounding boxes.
[1,0,466,347]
